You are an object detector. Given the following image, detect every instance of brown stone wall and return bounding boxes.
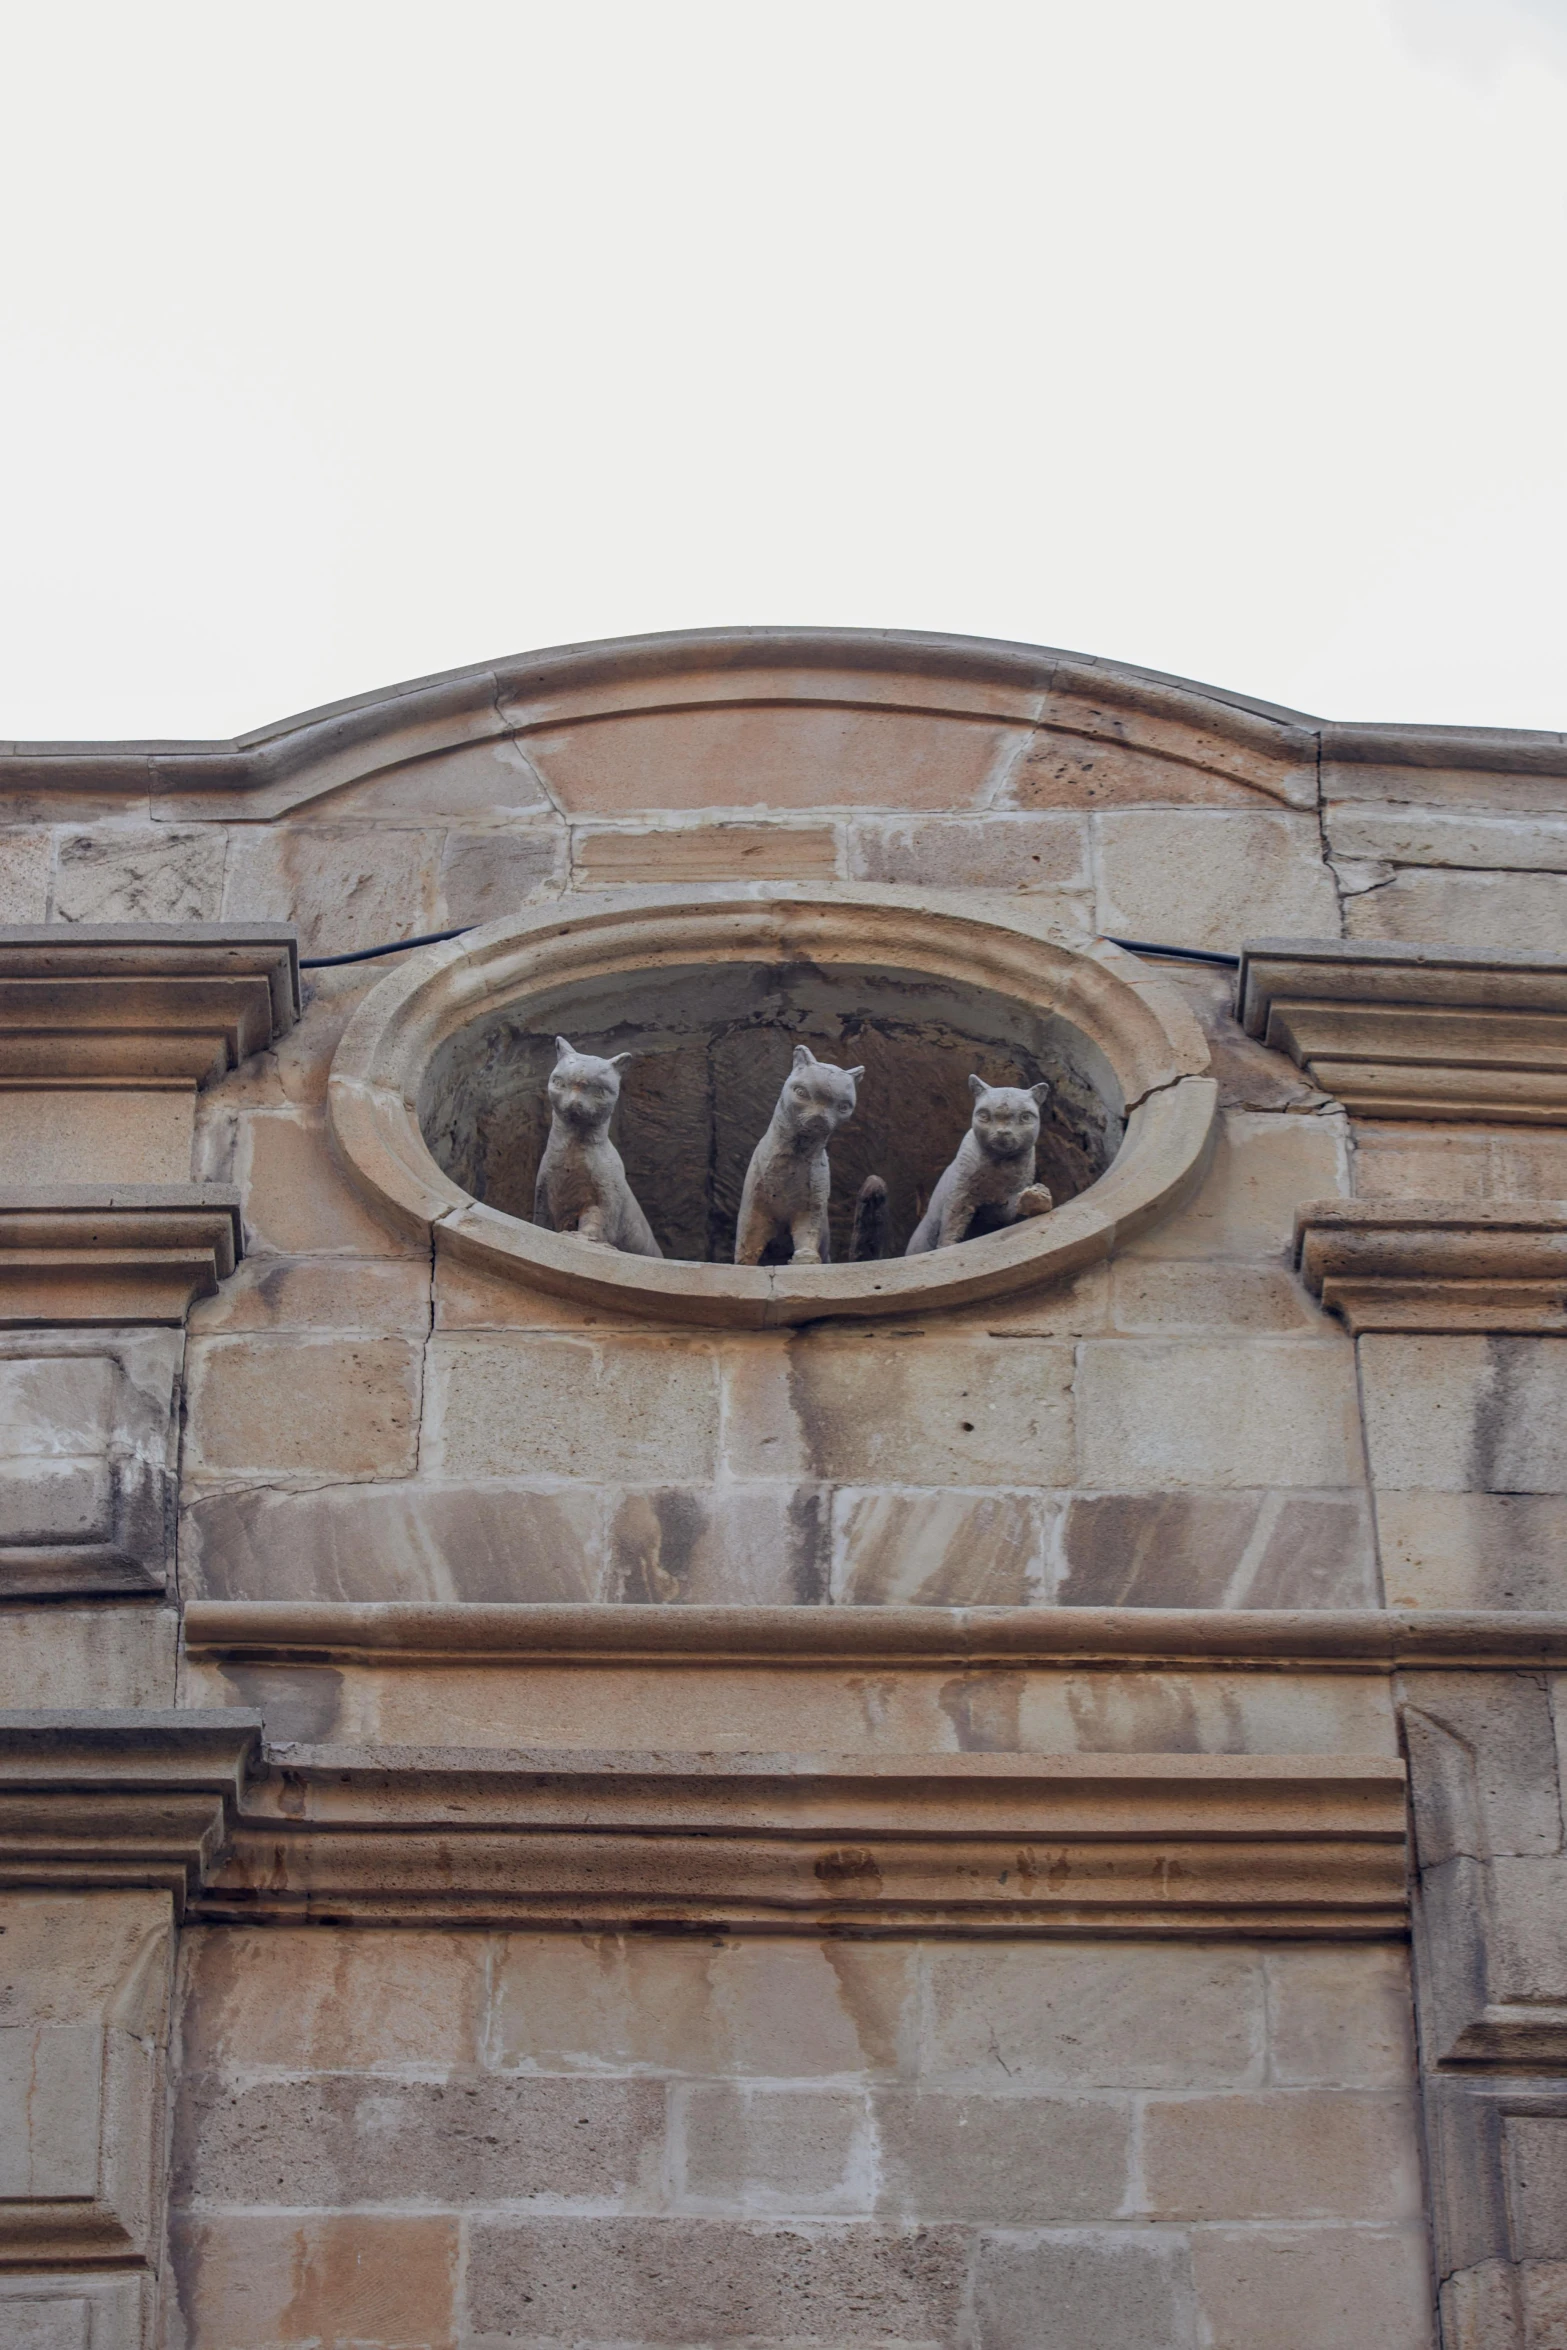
[166,1927,1432,2350]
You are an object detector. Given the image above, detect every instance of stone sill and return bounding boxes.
[0,1185,243,1324]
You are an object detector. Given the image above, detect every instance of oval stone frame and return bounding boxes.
[327,884,1217,1327]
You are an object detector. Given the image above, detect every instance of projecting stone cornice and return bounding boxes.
[194,1744,1408,1938]
[0,1711,261,1912]
[0,1185,242,1324]
[0,923,299,1083]
[6,627,1566,824]
[1296,1199,1567,1334]
[1238,936,1567,1121]
[180,1599,1567,1671]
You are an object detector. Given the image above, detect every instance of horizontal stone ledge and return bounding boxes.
[0,1710,261,1910]
[179,1600,1567,1672]
[0,923,298,1082]
[196,1745,1407,1937]
[1237,937,1567,1123]
[0,1185,243,1325]
[1296,1199,1567,1334]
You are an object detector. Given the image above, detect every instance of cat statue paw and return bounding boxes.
[906,1076,1053,1253]
[735,1044,863,1266]
[534,1037,663,1258]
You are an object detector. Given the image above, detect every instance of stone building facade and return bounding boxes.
[1,627,1564,2350]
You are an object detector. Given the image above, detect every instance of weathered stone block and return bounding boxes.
[1402,1673,1563,1864]
[1327,802,1567,871]
[574,821,841,883]
[0,1336,179,1595]
[174,2072,665,2207]
[970,2230,1198,2350]
[0,831,50,920]
[167,2213,458,2350]
[875,2090,1131,2222]
[1377,1490,1567,1610]
[0,1087,194,1184]
[1191,2225,1434,2350]
[429,1334,719,1482]
[437,826,563,925]
[1142,2090,1423,2220]
[184,1334,420,1478]
[605,1482,828,1605]
[1075,1341,1364,1489]
[830,1488,1050,1605]
[1057,1489,1376,1608]
[1361,1335,1567,1494]
[721,1335,1076,1487]
[1121,1108,1346,1262]
[847,811,1089,891]
[1346,865,1567,949]
[187,1255,432,1335]
[1095,809,1338,953]
[1506,2115,1567,2258]
[223,824,442,958]
[53,826,226,923]
[1109,1258,1320,1333]
[464,2215,971,2343]
[176,1927,486,2073]
[238,1107,414,1257]
[676,2085,871,2211]
[182,1478,601,1601]
[0,1604,176,1707]
[1266,1947,1417,2087]
[490,1935,916,2083]
[921,1946,1262,2090]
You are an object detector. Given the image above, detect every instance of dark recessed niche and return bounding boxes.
[420,959,1122,1265]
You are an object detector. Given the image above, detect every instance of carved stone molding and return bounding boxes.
[328,883,1217,1326]
[1238,935,1567,1121]
[0,1712,261,1911]
[180,1597,1567,1671]
[0,1186,242,1327]
[194,1744,1408,1936]
[0,924,298,1083]
[1296,1199,1567,1334]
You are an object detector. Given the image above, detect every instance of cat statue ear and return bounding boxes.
[554,1035,573,1061]
[968,1072,988,1100]
[791,1044,818,1070]
[608,1052,632,1068]
[1030,1081,1051,1105]
[845,1065,865,1082]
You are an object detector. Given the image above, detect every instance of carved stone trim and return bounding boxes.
[0,1712,261,1913]
[194,1745,1408,1936]
[328,884,1217,1326]
[1296,1199,1567,1334]
[1237,935,1567,1121]
[181,1598,1567,1671]
[0,925,298,1083]
[0,1186,242,1327]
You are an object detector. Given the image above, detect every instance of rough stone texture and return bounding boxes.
[1346,864,1567,949]
[574,821,840,883]
[0,1088,194,1185]
[0,829,51,919]
[1095,809,1340,952]
[52,826,227,924]
[0,1331,181,1596]
[183,1333,421,1480]
[847,810,1089,892]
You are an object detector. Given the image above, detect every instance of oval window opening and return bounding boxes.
[419,957,1122,1266]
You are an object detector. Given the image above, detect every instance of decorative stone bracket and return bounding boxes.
[0,1185,242,1327]
[1238,935,1567,1122]
[1296,1200,1567,1334]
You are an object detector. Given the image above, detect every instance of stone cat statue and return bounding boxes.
[735,1043,863,1266]
[905,1075,1053,1254]
[533,1037,663,1257]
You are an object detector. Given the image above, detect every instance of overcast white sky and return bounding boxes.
[2,0,1564,742]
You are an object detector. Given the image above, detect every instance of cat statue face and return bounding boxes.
[778,1043,864,1146]
[547,1037,628,1135]
[968,1075,1050,1162]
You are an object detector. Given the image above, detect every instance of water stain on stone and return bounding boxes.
[939,1670,1025,1753]
[223,1663,343,1744]
[1065,1672,1204,1754]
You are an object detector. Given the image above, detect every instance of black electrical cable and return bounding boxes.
[299,927,473,969]
[301,924,1241,973]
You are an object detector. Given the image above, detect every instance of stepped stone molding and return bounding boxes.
[0,1712,261,1910]
[1238,935,1567,1121]
[195,1744,1408,1937]
[0,924,299,1083]
[327,883,1217,1326]
[1296,1199,1567,1334]
[180,1598,1567,1671]
[0,1186,242,1326]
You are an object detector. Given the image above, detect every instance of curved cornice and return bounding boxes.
[5,626,1565,821]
